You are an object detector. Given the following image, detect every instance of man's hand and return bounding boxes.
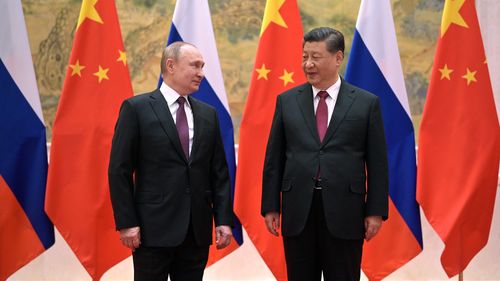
[119,226,141,251]
[364,216,383,241]
[264,212,280,236]
[215,225,233,249]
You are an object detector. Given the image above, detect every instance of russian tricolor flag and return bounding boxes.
[0,1,54,279]
[160,0,243,263]
[345,0,422,280]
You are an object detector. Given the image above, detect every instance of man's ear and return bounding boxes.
[166,58,175,73]
[336,51,344,65]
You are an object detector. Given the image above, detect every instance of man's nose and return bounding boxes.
[304,59,314,68]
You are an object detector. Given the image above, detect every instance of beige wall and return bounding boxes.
[22,0,441,141]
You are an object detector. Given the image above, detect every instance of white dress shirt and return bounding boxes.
[160,82,194,155]
[312,75,341,127]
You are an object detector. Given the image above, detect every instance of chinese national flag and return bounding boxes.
[45,0,133,279]
[417,0,500,278]
[233,0,305,280]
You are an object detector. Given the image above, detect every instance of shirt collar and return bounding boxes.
[312,75,341,99]
[159,82,191,108]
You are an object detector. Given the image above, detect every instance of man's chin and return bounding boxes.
[306,77,317,85]
[191,85,200,92]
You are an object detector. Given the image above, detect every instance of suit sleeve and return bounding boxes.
[365,96,389,220]
[210,110,233,227]
[261,95,286,216]
[108,100,140,230]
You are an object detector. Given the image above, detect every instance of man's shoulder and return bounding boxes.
[123,89,161,105]
[188,96,217,113]
[278,83,310,99]
[341,79,378,101]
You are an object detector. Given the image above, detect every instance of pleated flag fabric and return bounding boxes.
[417,0,499,277]
[0,1,54,279]
[345,0,423,279]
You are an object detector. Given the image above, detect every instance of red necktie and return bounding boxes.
[316,91,329,142]
[176,97,189,158]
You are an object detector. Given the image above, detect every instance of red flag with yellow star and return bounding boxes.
[417,0,499,277]
[45,0,133,279]
[233,0,305,280]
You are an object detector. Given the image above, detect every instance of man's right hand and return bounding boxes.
[119,226,141,251]
[264,212,280,236]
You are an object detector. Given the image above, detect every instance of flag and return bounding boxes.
[0,1,54,279]
[417,0,500,277]
[233,0,305,280]
[160,0,243,265]
[45,0,133,279]
[344,0,423,280]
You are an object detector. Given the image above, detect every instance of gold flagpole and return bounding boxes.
[458,272,463,281]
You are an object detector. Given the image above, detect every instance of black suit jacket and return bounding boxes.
[262,79,389,239]
[108,89,232,247]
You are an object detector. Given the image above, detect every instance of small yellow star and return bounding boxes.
[69,60,85,77]
[441,0,468,37]
[77,0,103,29]
[439,64,453,80]
[117,50,127,66]
[279,69,294,86]
[256,64,271,80]
[260,0,287,35]
[93,65,109,83]
[461,68,477,86]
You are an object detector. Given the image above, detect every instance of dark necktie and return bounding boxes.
[316,91,329,142]
[176,97,189,158]
[315,91,329,184]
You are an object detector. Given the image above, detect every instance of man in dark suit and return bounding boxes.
[108,41,233,281]
[262,27,389,281]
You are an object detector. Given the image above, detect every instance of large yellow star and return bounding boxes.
[117,50,127,66]
[256,64,271,80]
[441,0,468,37]
[69,60,85,77]
[279,69,294,86]
[439,64,453,80]
[461,67,477,86]
[260,0,287,35]
[93,65,109,83]
[77,0,103,29]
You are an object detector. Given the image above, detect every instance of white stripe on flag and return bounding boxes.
[172,0,230,113]
[0,0,44,123]
[355,0,411,117]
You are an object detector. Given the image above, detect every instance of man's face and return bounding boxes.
[302,41,343,89]
[167,45,205,96]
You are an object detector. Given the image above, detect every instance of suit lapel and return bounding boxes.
[297,85,321,145]
[188,96,202,163]
[321,79,356,146]
[149,90,188,163]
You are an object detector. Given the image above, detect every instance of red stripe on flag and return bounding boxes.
[362,198,422,280]
[0,176,45,280]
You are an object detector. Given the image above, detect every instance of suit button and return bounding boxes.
[319,150,324,155]
[185,186,191,194]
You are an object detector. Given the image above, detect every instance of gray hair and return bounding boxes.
[160,41,196,74]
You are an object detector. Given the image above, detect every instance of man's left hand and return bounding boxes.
[364,216,383,241]
[215,225,233,249]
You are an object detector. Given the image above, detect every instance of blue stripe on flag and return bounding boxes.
[0,59,54,249]
[159,24,243,245]
[345,32,422,246]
